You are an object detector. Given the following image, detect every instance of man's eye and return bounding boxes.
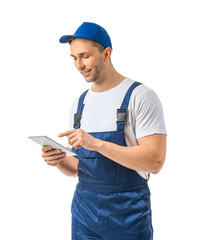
[83,55,89,59]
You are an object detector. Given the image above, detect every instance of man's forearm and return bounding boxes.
[94,135,166,174]
[59,129,166,174]
[56,156,78,177]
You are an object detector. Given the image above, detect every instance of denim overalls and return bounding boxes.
[71,82,153,240]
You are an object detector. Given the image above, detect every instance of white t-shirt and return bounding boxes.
[69,78,167,179]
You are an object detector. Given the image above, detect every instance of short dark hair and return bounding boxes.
[67,37,106,53]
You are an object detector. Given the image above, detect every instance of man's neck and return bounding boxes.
[91,66,125,93]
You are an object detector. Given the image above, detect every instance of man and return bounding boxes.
[42,22,167,240]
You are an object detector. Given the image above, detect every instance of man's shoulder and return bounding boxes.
[124,78,162,112]
[126,78,154,99]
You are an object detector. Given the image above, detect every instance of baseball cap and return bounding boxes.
[59,22,112,49]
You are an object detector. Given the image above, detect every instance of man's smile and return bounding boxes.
[81,69,92,77]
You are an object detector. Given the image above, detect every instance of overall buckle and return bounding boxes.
[116,109,128,124]
[74,112,82,128]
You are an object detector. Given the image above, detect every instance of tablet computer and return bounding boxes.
[28,136,77,156]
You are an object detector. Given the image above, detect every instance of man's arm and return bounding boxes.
[95,133,166,174]
[41,146,78,177]
[56,156,78,177]
[59,130,166,174]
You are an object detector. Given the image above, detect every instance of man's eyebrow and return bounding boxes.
[70,52,92,57]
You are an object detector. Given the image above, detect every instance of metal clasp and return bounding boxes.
[73,112,82,128]
[116,109,128,123]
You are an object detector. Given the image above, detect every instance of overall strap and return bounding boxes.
[117,82,142,131]
[73,89,89,129]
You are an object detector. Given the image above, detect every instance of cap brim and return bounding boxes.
[59,35,75,43]
[59,34,98,44]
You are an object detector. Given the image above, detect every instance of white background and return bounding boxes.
[0,0,197,239]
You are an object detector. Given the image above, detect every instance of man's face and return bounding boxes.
[70,39,105,83]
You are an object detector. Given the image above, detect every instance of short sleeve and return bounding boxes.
[135,90,167,139]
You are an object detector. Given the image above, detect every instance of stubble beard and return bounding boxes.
[86,58,105,83]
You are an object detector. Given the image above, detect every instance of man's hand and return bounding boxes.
[58,129,100,151]
[41,146,66,166]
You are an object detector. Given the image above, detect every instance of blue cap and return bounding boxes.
[59,22,112,49]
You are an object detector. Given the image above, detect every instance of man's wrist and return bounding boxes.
[94,138,103,152]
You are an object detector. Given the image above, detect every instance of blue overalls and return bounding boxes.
[71,82,153,240]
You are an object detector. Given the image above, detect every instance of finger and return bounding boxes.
[67,132,78,142]
[73,139,82,149]
[44,153,66,161]
[42,149,61,157]
[69,135,79,146]
[46,158,65,166]
[58,130,75,137]
[42,146,52,152]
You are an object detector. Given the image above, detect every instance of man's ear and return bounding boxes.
[103,47,112,62]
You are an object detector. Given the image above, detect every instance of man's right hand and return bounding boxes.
[42,146,66,167]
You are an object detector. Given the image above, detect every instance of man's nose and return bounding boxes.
[75,59,85,70]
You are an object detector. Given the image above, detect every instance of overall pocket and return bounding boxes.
[78,152,116,181]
